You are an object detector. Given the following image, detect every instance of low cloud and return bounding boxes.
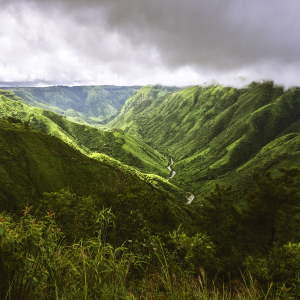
[0,0,299,87]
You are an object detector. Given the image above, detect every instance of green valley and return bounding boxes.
[108,81,300,200]
[2,82,300,299]
[2,85,141,125]
[0,117,192,232]
[0,89,169,178]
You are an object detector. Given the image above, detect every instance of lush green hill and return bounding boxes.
[108,84,182,138]
[2,85,142,125]
[0,117,192,233]
[0,89,169,178]
[107,82,300,200]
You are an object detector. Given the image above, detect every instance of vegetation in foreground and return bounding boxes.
[1,82,300,299]
[1,167,300,299]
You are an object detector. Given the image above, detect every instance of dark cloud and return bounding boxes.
[0,0,299,87]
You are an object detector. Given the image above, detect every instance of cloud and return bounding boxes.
[0,0,299,87]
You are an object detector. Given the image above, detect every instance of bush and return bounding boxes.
[0,207,63,299]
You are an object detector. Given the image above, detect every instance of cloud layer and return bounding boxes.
[0,0,299,87]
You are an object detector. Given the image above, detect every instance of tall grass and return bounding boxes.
[1,209,299,299]
[1,236,296,299]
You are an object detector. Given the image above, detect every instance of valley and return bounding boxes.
[2,85,142,125]
[2,82,300,205]
[107,81,300,201]
[2,0,299,297]
[166,158,195,204]
[1,82,300,298]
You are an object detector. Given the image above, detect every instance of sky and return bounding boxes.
[0,0,299,88]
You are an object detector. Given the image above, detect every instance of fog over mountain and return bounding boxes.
[0,0,299,87]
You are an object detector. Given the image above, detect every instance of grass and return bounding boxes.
[106,82,300,201]
[0,118,193,237]
[2,85,142,125]
[0,89,169,177]
[1,227,294,300]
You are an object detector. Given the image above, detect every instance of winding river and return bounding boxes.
[167,159,195,204]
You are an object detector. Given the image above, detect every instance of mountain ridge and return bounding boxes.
[0,89,169,177]
[107,82,300,200]
[2,85,142,125]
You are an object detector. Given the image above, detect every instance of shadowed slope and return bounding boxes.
[0,89,169,177]
[0,118,192,233]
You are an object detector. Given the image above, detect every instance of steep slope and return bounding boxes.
[0,118,192,233]
[2,85,141,125]
[107,82,300,200]
[108,84,181,139]
[0,89,169,177]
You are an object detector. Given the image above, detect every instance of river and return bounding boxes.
[166,158,194,204]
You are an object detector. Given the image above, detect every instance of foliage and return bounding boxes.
[166,227,217,274]
[35,189,101,242]
[2,85,142,125]
[0,207,63,299]
[244,242,300,297]
[0,90,170,177]
[198,184,239,253]
[2,203,300,299]
[242,168,300,253]
[107,82,300,200]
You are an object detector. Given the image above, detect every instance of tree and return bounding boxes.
[242,168,300,253]
[198,184,240,254]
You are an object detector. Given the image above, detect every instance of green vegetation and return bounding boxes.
[1,82,300,298]
[108,82,300,201]
[2,85,142,125]
[0,89,169,177]
[0,118,189,231]
[2,168,300,299]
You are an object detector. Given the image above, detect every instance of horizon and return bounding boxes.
[0,80,296,90]
[1,0,299,88]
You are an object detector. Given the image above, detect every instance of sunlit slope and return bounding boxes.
[108,82,300,199]
[2,85,141,125]
[0,89,169,177]
[90,152,185,201]
[0,118,192,232]
[108,84,181,138]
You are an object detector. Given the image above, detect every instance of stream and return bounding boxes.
[167,159,195,204]
[167,159,176,180]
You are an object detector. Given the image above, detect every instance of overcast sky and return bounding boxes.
[0,0,299,88]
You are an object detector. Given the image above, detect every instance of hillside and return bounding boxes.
[109,84,181,138]
[107,82,300,200]
[2,85,141,125]
[0,89,169,178]
[2,84,300,299]
[0,117,192,233]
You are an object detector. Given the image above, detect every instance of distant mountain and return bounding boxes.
[0,89,169,178]
[107,82,300,201]
[2,85,142,125]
